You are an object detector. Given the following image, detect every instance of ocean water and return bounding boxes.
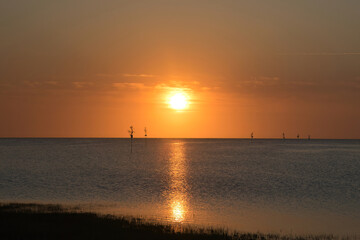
[1,138,359,234]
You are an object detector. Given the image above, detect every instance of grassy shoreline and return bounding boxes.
[0,203,356,240]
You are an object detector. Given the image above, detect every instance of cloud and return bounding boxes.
[122,73,157,78]
[278,52,360,56]
[23,81,41,87]
[96,73,157,79]
[96,73,122,78]
[201,87,211,91]
[154,82,193,92]
[112,82,147,90]
[239,76,280,87]
[45,81,58,85]
[343,53,360,55]
[343,78,360,89]
[72,82,94,88]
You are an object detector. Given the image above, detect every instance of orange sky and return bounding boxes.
[1,1,359,138]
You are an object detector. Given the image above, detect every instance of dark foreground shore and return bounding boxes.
[0,203,356,240]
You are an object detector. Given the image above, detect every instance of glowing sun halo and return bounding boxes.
[169,93,188,110]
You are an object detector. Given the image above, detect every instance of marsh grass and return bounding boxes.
[0,203,357,240]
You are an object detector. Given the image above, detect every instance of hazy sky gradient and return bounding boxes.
[1,1,359,138]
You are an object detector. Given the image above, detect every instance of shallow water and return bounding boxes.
[1,138,359,234]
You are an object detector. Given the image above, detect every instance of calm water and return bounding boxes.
[1,138,360,234]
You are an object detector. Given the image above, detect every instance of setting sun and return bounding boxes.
[169,93,188,110]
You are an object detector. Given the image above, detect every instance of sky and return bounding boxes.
[1,0,359,138]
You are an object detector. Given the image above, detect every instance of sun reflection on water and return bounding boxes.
[168,141,189,223]
[171,200,185,222]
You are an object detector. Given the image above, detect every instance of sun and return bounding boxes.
[169,93,188,110]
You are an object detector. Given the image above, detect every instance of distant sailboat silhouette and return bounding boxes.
[297,134,300,140]
[308,135,311,140]
[251,132,254,142]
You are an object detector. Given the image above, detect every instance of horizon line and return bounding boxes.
[1,137,359,140]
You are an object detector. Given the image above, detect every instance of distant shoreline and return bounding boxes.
[0,203,357,240]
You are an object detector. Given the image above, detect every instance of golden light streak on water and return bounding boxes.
[168,141,189,223]
[171,200,185,222]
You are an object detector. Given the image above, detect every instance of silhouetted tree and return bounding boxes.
[128,126,134,153]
